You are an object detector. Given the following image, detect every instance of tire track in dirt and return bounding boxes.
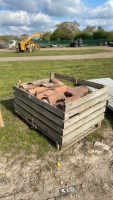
[0,46,113,61]
[0,52,113,62]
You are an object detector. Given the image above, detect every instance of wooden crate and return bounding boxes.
[13,73,109,150]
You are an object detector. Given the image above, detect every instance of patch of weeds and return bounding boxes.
[101,118,110,128]
[86,130,104,143]
[60,153,68,161]
[45,161,55,171]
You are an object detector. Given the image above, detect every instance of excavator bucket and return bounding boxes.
[0,109,4,129]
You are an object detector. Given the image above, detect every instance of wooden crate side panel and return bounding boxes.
[65,93,107,120]
[76,78,104,89]
[14,103,62,144]
[64,86,108,112]
[64,100,106,128]
[63,107,105,135]
[14,91,64,128]
[14,98,63,135]
[62,113,104,143]
[54,73,104,89]
[13,86,64,119]
[54,73,76,83]
[62,126,99,151]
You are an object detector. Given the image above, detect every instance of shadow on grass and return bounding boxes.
[1,98,15,115]
[105,108,113,129]
[0,98,56,150]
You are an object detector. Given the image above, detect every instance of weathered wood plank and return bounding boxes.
[13,86,64,119]
[14,103,62,144]
[63,107,105,135]
[54,73,104,89]
[65,93,108,119]
[75,78,104,89]
[14,98,63,135]
[64,100,106,128]
[62,125,99,150]
[64,86,108,112]
[62,113,104,143]
[14,91,64,128]
[54,73,76,83]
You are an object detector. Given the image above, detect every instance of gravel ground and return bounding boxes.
[0,46,113,62]
[0,127,113,200]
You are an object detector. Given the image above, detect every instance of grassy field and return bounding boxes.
[0,58,113,157]
[0,48,111,57]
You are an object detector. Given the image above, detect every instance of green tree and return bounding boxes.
[106,31,113,42]
[74,32,91,40]
[50,29,61,40]
[83,25,96,35]
[0,35,18,41]
[50,21,80,40]
[42,32,51,40]
[93,30,109,39]
[20,34,28,39]
[97,26,104,31]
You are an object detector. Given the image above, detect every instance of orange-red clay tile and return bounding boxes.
[28,86,48,95]
[65,86,88,97]
[55,85,68,93]
[46,92,65,106]
[37,89,55,99]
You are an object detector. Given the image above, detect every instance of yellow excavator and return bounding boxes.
[16,32,42,52]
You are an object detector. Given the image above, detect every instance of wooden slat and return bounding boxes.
[54,73,76,83]
[14,98,63,135]
[14,91,64,128]
[0,109,4,129]
[64,100,106,128]
[65,86,108,112]
[76,78,104,89]
[54,73,104,89]
[14,103,62,144]
[65,93,107,119]
[62,113,104,143]
[63,107,105,135]
[62,125,99,150]
[13,86,64,119]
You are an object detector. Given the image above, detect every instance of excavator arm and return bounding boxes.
[22,32,42,44]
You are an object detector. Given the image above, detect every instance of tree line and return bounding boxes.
[42,21,113,42]
[0,21,113,42]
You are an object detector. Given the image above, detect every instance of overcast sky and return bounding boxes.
[0,0,113,36]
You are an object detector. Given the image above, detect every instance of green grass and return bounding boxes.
[0,58,113,156]
[0,48,111,57]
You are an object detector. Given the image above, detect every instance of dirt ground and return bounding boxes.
[0,46,113,200]
[0,46,113,61]
[0,126,113,200]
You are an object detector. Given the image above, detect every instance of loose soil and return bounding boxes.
[0,46,113,200]
[0,126,113,200]
[0,46,113,61]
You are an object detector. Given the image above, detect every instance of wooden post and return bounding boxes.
[0,109,4,129]
[50,72,55,82]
